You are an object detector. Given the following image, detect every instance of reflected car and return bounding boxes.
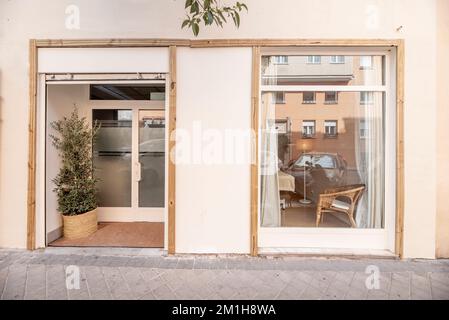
[285,152,348,202]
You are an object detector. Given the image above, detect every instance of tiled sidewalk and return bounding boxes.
[0,248,448,300]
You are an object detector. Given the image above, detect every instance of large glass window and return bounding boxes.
[260,54,386,229]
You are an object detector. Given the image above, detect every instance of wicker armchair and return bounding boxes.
[315,184,365,228]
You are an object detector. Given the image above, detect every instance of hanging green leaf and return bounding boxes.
[182,0,248,36]
[182,19,190,29]
[192,22,200,36]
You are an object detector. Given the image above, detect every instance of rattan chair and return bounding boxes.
[315,184,365,227]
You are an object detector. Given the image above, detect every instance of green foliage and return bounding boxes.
[50,107,100,216]
[182,0,248,36]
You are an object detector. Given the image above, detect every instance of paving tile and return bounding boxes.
[322,285,348,300]
[102,267,134,300]
[347,272,369,292]
[67,267,90,300]
[174,283,202,300]
[344,286,368,300]
[152,284,175,300]
[0,267,9,298]
[366,289,389,300]
[83,266,112,300]
[176,258,194,269]
[389,272,411,300]
[431,287,449,300]
[275,281,306,300]
[46,265,68,300]
[308,271,336,292]
[1,264,27,300]
[300,285,323,300]
[429,273,449,293]
[333,271,355,286]
[120,267,153,299]
[24,264,46,300]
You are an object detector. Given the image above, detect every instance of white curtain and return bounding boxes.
[260,93,281,227]
[354,93,384,228]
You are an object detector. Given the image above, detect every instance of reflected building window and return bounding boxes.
[272,92,285,104]
[360,56,373,69]
[325,92,338,104]
[302,120,316,138]
[302,92,316,104]
[324,120,338,138]
[307,55,321,64]
[360,91,374,105]
[360,120,368,139]
[272,55,288,64]
[330,55,345,64]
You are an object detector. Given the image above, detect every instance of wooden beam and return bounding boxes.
[34,38,403,49]
[35,38,190,48]
[168,46,177,255]
[395,40,405,258]
[27,39,38,250]
[250,46,261,257]
[190,39,403,48]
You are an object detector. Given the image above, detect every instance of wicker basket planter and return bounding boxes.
[62,209,98,239]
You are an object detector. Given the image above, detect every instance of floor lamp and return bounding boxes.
[299,144,312,205]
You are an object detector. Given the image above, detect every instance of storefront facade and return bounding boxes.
[0,0,448,259]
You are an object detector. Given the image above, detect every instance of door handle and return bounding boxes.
[136,162,142,182]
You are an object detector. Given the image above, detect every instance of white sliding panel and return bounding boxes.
[176,47,252,253]
[38,48,169,73]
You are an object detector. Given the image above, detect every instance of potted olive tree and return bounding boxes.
[50,107,100,239]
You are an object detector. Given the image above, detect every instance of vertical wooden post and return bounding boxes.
[168,46,177,254]
[395,40,405,258]
[250,47,260,256]
[27,39,38,250]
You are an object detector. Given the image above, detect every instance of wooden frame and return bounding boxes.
[27,39,38,250]
[27,39,404,258]
[250,46,261,256]
[395,40,405,258]
[168,46,177,254]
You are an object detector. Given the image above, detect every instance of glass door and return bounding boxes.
[138,110,165,208]
[92,108,166,222]
[93,109,133,208]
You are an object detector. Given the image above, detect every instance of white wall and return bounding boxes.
[176,47,252,253]
[436,0,449,258]
[0,0,444,258]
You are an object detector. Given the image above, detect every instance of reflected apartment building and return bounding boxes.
[265,55,383,169]
[260,55,385,229]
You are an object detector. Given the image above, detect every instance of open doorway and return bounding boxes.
[44,75,168,248]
